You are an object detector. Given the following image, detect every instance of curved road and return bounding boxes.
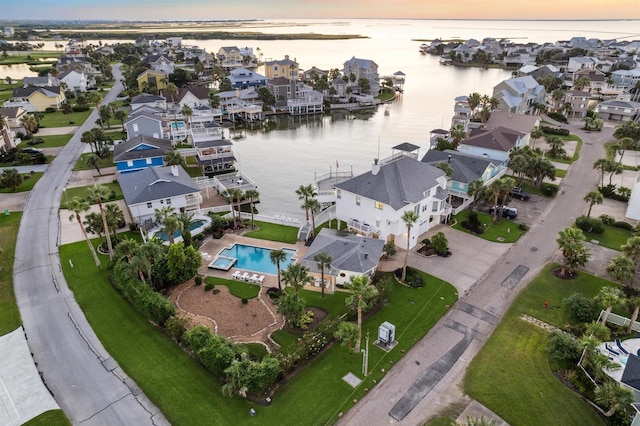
[339,120,613,425]
[14,65,168,426]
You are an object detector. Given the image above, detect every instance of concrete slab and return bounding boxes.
[59,199,133,245]
[36,126,78,136]
[0,192,29,212]
[0,328,59,425]
[456,400,510,426]
[342,373,362,388]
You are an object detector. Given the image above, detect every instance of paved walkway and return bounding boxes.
[36,126,78,136]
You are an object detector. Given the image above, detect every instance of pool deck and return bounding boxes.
[600,338,640,383]
[197,233,310,289]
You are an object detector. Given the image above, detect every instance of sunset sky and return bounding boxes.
[3,0,640,21]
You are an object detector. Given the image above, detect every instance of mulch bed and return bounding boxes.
[282,307,328,335]
[551,266,579,280]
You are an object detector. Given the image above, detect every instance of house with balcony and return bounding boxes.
[130,93,167,112]
[4,86,65,112]
[194,138,236,175]
[124,111,166,140]
[217,46,244,69]
[287,85,324,115]
[163,86,210,109]
[597,94,640,122]
[143,54,175,75]
[0,106,28,135]
[58,70,88,92]
[484,111,540,143]
[267,77,294,103]
[342,56,380,96]
[611,69,640,89]
[136,70,167,93]
[458,126,527,163]
[565,56,598,80]
[118,165,202,229]
[22,75,60,87]
[299,228,385,293]
[574,68,606,92]
[0,113,16,152]
[113,135,174,174]
[227,68,268,89]
[562,90,594,118]
[492,76,545,115]
[421,149,507,213]
[334,155,449,250]
[264,55,299,80]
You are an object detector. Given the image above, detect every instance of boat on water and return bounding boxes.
[439,57,452,66]
[419,43,429,54]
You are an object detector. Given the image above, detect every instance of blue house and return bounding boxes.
[227,67,268,89]
[113,135,174,174]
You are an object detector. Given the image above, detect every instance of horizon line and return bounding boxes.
[1,18,640,23]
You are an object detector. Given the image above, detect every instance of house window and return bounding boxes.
[146,202,152,208]
[356,195,361,206]
[432,201,439,212]
[414,204,420,215]
[127,160,133,167]
[166,199,171,205]
[336,189,341,199]
[132,123,139,131]
[422,204,428,212]
[146,158,152,164]
[424,189,431,197]
[375,201,384,210]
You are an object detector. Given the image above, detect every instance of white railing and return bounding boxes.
[601,311,640,332]
[199,205,232,215]
[238,212,302,227]
[348,219,371,234]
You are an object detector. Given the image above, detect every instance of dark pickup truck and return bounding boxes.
[509,187,531,201]
[489,205,518,219]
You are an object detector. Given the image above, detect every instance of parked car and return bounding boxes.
[21,147,43,155]
[509,187,531,201]
[489,205,518,219]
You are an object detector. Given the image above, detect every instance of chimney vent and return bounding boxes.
[448,155,451,163]
[171,165,179,176]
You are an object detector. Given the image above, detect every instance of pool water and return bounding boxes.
[156,219,206,241]
[208,256,237,271]
[170,121,186,130]
[219,244,295,275]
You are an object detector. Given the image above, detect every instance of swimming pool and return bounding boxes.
[170,121,186,130]
[218,244,296,275]
[153,217,210,242]
[208,255,237,271]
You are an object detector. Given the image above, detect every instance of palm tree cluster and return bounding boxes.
[508,146,556,188]
[556,226,591,278]
[467,91,499,123]
[220,187,260,230]
[296,184,321,238]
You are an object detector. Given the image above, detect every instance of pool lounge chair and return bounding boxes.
[231,271,242,280]
[616,339,629,355]
[249,273,259,283]
[240,272,250,282]
[256,275,265,284]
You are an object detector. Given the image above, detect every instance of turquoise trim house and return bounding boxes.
[113,135,174,174]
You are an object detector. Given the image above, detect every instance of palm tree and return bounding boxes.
[177,212,195,246]
[622,236,640,268]
[546,135,564,158]
[0,169,23,192]
[154,205,176,225]
[164,150,186,167]
[304,197,321,238]
[270,249,287,292]
[556,227,591,278]
[449,123,466,148]
[281,263,312,302]
[87,184,113,258]
[180,104,193,129]
[595,381,633,417]
[606,161,623,186]
[597,286,625,326]
[607,255,635,287]
[613,137,635,164]
[67,197,101,267]
[466,179,485,211]
[295,184,317,222]
[313,252,333,298]
[86,92,104,128]
[583,191,603,217]
[113,109,127,131]
[85,153,102,175]
[334,322,359,350]
[530,126,543,148]
[61,102,73,124]
[162,215,183,245]
[104,203,124,240]
[243,189,259,229]
[627,296,640,334]
[344,275,379,353]
[593,158,612,188]
[400,210,419,282]
[468,92,481,118]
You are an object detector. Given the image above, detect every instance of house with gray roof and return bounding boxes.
[125,111,166,140]
[597,94,640,122]
[130,93,166,112]
[492,76,545,115]
[458,126,526,162]
[194,138,236,175]
[227,68,268,90]
[300,228,385,293]
[335,155,448,250]
[117,165,202,227]
[113,135,174,174]
[342,56,380,96]
[421,149,507,212]
[484,111,540,141]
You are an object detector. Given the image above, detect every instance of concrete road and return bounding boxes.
[339,120,613,425]
[13,65,169,426]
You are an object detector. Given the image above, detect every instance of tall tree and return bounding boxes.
[164,149,186,167]
[313,251,333,298]
[606,256,635,288]
[583,191,603,217]
[530,126,543,148]
[594,381,633,417]
[85,153,102,175]
[304,197,321,238]
[281,263,312,302]
[449,123,466,148]
[296,184,317,222]
[87,184,114,258]
[243,189,259,229]
[466,179,485,211]
[86,92,104,128]
[400,210,419,282]
[344,275,378,353]
[67,197,101,267]
[556,227,591,278]
[0,169,22,192]
[113,109,127,131]
[269,249,287,292]
[162,215,183,245]
[622,236,640,269]
[597,286,625,326]
[593,158,612,188]
[180,104,193,129]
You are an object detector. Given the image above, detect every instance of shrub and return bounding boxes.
[599,184,617,198]
[299,310,314,330]
[563,293,599,326]
[241,297,248,305]
[548,331,581,364]
[396,267,424,288]
[266,287,281,299]
[205,282,214,291]
[72,105,90,112]
[430,232,448,255]
[541,183,559,197]
[575,215,604,234]
[599,214,615,225]
[45,107,56,113]
[194,276,203,286]
[421,238,431,246]
[164,315,190,343]
[613,221,633,231]
[518,223,529,231]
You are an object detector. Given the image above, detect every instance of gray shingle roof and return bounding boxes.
[421,149,495,184]
[131,93,165,104]
[113,135,173,162]
[194,138,232,148]
[301,228,385,275]
[392,142,421,152]
[336,156,444,210]
[464,127,524,152]
[118,166,200,205]
[622,353,640,391]
[12,86,61,97]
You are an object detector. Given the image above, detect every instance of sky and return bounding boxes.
[2,0,640,21]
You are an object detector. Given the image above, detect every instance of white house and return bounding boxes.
[492,76,545,115]
[130,93,167,112]
[117,165,202,228]
[334,155,449,250]
[58,70,88,92]
[458,126,527,163]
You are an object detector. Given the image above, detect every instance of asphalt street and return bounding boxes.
[339,120,613,425]
[13,65,169,426]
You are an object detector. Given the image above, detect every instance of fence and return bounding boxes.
[601,311,640,333]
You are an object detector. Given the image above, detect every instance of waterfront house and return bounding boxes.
[287,85,324,115]
[136,70,167,93]
[118,165,202,228]
[217,46,244,69]
[194,138,236,175]
[565,56,597,80]
[300,228,385,293]
[596,94,640,122]
[458,126,526,163]
[303,66,329,82]
[484,111,540,143]
[421,149,507,213]
[4,86,65,112]
[342,56,380,96]
[492,76,545,115]
[163,87,210,109]
[263,55,299,80]
[451,95,473,132]
[58,70,88,92]
[124,111,165,140]
[227,68,268,89]
[130,93,167,112]
[113,135,174,174]
[334,155,448,250]
[143,54,175,75]
[267,77,293,104]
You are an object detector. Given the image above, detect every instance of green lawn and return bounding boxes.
[584,224,633,251]
[0,52,60,64]
[185,166,203,178]
[243,221,299,244]
[204,276,260,299]
[60,238,457,425]
[546,134,583,164]
[26,134,73,148]
[38,109,93,128]
[22,410,71,426]
[0,172,43,193]
[61,182,122,208]
[0,212,22,335]
[452,209,525,243]
[463,264,609,426]
[73,152,115,172]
